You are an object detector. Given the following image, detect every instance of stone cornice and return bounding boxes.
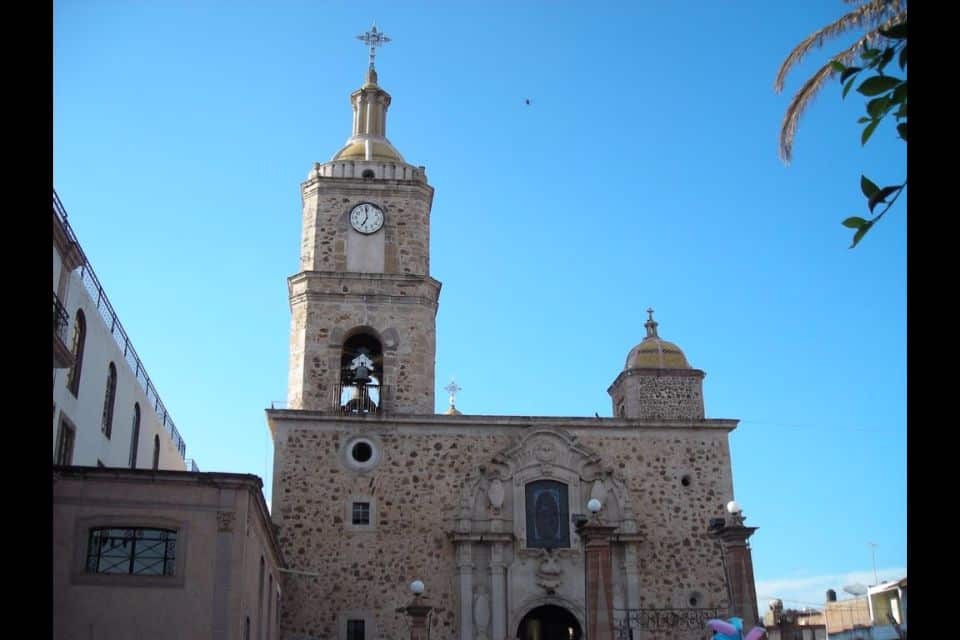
[265,410,739,433]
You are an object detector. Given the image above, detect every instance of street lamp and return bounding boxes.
[402,579,431,640]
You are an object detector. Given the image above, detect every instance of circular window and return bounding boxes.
[681,474,692,487]
[342,436,381,472]
[351,441,373,463]
[688,591,703,607]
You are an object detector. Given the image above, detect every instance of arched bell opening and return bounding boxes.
[517,605,582,640]
[338,331,384,414]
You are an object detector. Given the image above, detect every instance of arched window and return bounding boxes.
[129,403,141,469]
[152,434,160,470]
[66,310,86,396]
[101,363,117,439]
[339,331,384,414]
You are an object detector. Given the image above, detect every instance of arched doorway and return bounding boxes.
[517,605,582,640]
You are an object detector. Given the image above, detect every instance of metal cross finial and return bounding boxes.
[443,377,462,407]
[356,22,391,69]
[644,307,659,338]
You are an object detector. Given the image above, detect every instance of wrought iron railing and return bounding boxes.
[184,458,200,472]
[54,190,191,464]
[333,382,387,414]
[614,607,725,639]
[53,291,70,345]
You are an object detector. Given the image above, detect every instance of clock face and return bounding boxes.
[349,203,384,234]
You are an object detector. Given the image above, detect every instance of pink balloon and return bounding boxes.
[707,619,738,636]
[744,627,766,640]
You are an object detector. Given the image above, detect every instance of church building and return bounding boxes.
[266,25,759,640]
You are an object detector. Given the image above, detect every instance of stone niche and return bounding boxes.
[450,428,642,640]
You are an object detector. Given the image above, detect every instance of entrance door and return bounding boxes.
[517,605,582,640]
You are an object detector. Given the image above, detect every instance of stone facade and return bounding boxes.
[267,413,740,640]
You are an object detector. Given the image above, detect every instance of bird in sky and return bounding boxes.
[524,98,532,106]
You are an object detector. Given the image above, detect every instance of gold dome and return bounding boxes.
[625,338,690,369]
[443,404,463,416]
[625,309,691,370]
[331,139,404,162]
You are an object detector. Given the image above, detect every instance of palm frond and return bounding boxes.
[776,6,907,163]
[773,0,899,93]
[777,36,867,163]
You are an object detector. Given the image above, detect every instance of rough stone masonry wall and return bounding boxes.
[612,372,705,421]
[273,426,513,640]
[273,421,736,640]
[577,430,733,623]
[286,292,437,414]
[300,175,432,277]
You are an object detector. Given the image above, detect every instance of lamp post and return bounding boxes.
[403,579,432,640]
[574,498,617,640]
[709,501,760,630]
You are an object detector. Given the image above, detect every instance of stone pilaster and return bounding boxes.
[711,516,760,629]
[404,600,433,640]
[580,521,618,640]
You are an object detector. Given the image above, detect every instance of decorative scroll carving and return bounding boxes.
[535,549,563,594]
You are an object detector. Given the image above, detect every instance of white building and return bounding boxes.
[53,190,195,472]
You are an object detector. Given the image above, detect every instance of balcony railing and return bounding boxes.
[54,189,192,466]
[334,383,388,415]
[614,607,726,639]
[53,292,70,344]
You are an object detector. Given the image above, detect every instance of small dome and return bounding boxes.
[443,404,463,416]
[625,309,691,370]
[626,338,690,369]
[331,139,404,162]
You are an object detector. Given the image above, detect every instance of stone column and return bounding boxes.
[404,600,433,640]
[490,543,507,640]
[580,520,618,640]
[457,543,474,640]
[711,516,760,629]
[623,542,641,611]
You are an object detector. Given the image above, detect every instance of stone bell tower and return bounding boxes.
[286,24,440,414]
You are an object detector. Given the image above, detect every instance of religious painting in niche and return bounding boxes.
[525,480,570,549]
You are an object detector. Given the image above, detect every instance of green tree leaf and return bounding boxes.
[843,216,868,229]
[868,185,901,213]
[857,76,902,96]
[897,122,907,141]
[830,60,846,73]
[842,77,858,99]
[850,219,875,248]
[840,66,863,83]
[898,44,907,69]
[867,96,891,119]
[880,23,907,40]
[892,82,907,104]
[861,119,881,145]
[860,175,880,199]
[877,47,895,73]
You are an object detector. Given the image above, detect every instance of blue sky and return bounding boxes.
[54,0,906,613]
